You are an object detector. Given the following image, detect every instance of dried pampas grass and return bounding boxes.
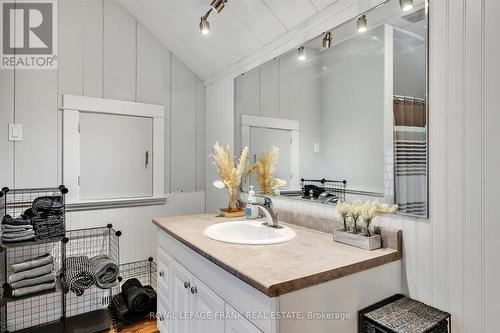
[211,142,249,212]
[252,146,286,195]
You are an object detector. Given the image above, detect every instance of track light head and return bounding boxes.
[322,32,332,49]
[399,0,414,12]
[211,0,226,13]
[297,46,306,61]
[357,15,368,33]
[199,16,210,35]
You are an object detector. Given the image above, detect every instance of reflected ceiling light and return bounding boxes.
[199,16,210,35]
[322,32,332,49]
[400,0,414,12]
[210,0,226,13]
[297,46,306,61]
[357,15,368,33]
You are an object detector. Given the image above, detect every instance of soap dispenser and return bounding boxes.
[246,186,259,219]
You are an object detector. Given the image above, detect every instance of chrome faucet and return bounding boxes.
[251,195,281,228]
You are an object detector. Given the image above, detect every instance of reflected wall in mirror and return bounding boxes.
[234,0,428,218]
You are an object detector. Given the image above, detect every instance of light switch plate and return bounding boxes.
[8,123,23,142]
[313,142,320,153]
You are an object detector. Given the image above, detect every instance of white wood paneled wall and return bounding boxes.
[205,78,234,212]
[0,0,206,261]
[205,0,500,332]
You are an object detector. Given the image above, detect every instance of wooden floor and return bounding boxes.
[108,318,159,333]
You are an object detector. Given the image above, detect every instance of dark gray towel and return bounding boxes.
[34,224,64,240]
[32,196,64,215]
[11,253,53,273]
[10,272,55,289]
[2,214,31,226]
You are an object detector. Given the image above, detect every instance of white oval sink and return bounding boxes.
[204,220,296,245]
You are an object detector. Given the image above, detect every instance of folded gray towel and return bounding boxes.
[90,254,119,289]
[10,272,55,289]
[11,253,53,273]
[11,282,56,297]
[2,234,35,242]
[2,224,33,232]
[8,263,53,284]
[1,229,35,239]
[32,215,63,227]
[32,196,63,215]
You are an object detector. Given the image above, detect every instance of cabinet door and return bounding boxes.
[192,277,225,333]
[225,305,262,333]
[170,260,193,333]
[157,296,171,333]
[157,248,172,304]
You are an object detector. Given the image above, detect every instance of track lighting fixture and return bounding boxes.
[199,0,227,35]
[357,15,368,33]
[297,46,306,61]
[322,32,332,49]
[210,0,226,13]
[399,0,414,12]
[199,16,210,35]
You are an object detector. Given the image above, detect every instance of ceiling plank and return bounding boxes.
[119,0,223,79]
[227,0,287,45]
[262,0,318,29]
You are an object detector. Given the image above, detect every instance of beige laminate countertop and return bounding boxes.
[153,214,401,297]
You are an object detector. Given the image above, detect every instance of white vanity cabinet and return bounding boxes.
[157,244,265,333]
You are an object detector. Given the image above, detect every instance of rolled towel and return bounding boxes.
[11,253,53,273]
[123,285,150,313]
[1,230,36,239]
[2,234,35,243]
[32,196,63,215]
[110,294,132,323]
[122,278,142,292]
[8,263,54,284]
[10,272,55,289]
[65,256,96,296]
[143,285,157,312]
[11,282,56,297]
[2,224,33,232]
[2,214,31,226]
[90,254,119,289]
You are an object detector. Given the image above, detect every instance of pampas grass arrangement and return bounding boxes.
[251,146,287,195]
[211,142,249,212]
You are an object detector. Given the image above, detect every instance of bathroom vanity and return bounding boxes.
[153,214,401,333]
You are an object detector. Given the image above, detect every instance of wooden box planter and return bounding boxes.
[218,208,246,218]
[333,228,382,250]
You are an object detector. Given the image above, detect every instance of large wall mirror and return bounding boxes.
[234,0,428,218]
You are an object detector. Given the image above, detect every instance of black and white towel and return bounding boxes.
[65,256,97,296]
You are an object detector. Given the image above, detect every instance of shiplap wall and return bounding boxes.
[0,0,206,262]
[205,0,500,331]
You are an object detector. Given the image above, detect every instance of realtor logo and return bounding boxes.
[1,0,58,69]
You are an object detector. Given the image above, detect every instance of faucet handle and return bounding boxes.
[254,194,273,208]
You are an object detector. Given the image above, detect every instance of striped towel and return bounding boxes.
[65,256,96,296]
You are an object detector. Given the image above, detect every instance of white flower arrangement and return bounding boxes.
[339,200,398,237]
[336,201,352,231]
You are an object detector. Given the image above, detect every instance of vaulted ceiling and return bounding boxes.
[119,0,339,81]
